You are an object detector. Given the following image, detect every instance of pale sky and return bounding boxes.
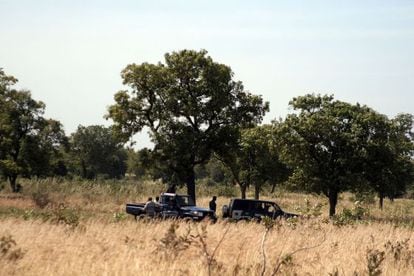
[1,0,413,148]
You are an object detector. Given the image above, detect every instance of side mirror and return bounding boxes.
[222,205,229,218]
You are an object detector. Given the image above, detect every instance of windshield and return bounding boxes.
[232,200,281,214]
[176,195,194,206]
[160,195,195,206]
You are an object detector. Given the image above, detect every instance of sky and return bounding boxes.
[1,0,413,148]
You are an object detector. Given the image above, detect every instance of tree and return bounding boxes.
[107,50,268,203]
[19,119,68,178]
[278,94,371,216]
[217,125,290,199]
[69,125,127,179]
[0,69,64,191]
[358,112,414,209]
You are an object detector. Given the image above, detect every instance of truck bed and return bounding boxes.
[125,203,145,217]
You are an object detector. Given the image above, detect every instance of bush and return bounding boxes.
[0,235,25,262]
[51,205,80,228]
[333,201,369,226]
[31,191,51,209]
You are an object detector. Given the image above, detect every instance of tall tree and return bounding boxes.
[107,50,268,203]
[69,125,127,179]
[19,119,68,178]
[278,94,371,216]
[0,69,57,192]
[358,112,414,209]
[216,125,290,199]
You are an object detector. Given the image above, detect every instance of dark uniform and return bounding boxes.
[209,196,217,213]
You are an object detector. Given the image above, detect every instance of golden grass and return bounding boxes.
[2,180,414,275]
[1,216,414,275]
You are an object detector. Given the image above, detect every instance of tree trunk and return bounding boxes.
[81,160,87,179]
[328,189,338,217]
[186,169,196,205]
[271,183,276,193]
[9,175,18,193]
[379,192,384,210]
[254,184,260,200]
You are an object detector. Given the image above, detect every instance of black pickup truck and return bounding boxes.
[126,193,216,221]
[222,198,298,221]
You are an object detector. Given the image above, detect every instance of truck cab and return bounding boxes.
[222,198,297,221]
[126,193,216,221]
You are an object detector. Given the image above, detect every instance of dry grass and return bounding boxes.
[1,179,414,275]
[1,217,414,275]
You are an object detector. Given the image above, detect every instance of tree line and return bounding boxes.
[1,49,413,216]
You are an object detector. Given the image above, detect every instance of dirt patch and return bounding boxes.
[0,194,35,209]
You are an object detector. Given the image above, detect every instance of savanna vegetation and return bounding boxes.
[1,49,414,275]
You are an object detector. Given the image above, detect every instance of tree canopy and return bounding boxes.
[69,125,127,179]
[0,69,66,191]
[216,125,290,199]
[278,94,414,216]
[107,50,269,202]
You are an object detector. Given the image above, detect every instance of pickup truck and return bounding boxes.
[222,198,298,221]
[126,193,216,221]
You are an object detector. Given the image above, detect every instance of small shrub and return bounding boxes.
[294,198,323,217]
[0,235,25,262]
[156,222,193,260]
[286,216,299,229]
[31,191,51,209]
[51,205,80,228]
[350,191,376,205]
[113,212,127,223]
[384,239,413,266]
[333,202,369,226]
[366,248,385,276]
[193,223,227,276]
[261,216,276,230]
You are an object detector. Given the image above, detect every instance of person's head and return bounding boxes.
[212,196,217,201]
[148,197,152,202]
[155,196,159,202]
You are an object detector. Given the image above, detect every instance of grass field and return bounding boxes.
[1,179,414,275]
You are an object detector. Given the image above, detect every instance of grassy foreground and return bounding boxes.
[1,179,414,275]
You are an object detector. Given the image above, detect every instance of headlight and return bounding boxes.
[191,211,203,217]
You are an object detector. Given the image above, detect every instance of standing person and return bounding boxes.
[143,197,156,217]
[154,196,161,213]
[209,196,217,213]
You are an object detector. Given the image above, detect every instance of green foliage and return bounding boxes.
[107,49,269,202]
[350,191,376,205]
[261,216,276,230]
[217,125,290,199]
[112,212,127,223]
[294,198,324,218]
[69,125,127,179]
[277,94,414,216]
[333,202,369,226]
[50,204,80,228]
[0,69,67,191]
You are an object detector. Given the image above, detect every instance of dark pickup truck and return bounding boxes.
[126,193,216,221]
[222,198,298,221]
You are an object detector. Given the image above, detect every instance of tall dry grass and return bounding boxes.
[2,179,414,275]
[1,217,414,275]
